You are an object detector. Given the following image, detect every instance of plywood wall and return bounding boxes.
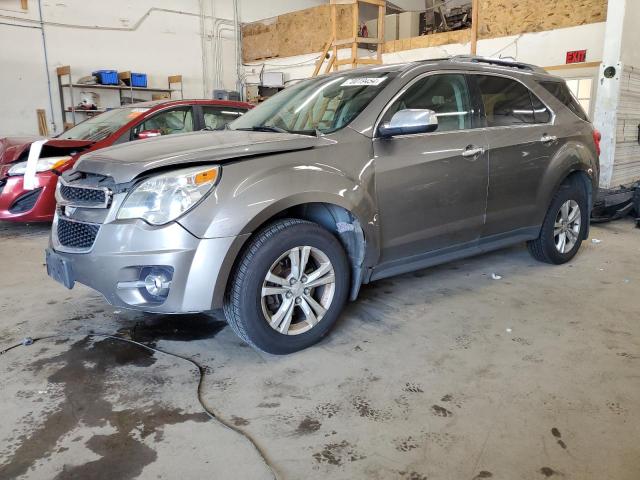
[384,30,471,53]
[242,4,354,62]
[242,0,608,61]
[478,0,607,39]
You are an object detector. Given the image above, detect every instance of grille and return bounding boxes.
[57,218,100,250]
[60,184,107,205]
[9,188,42,214]
[0,178,6,195]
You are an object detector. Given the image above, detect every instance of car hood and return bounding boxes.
[75,130,337,183]
[0,136,95,165]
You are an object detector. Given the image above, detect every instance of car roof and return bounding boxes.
[330,55,558,80]
[121,99,253,109]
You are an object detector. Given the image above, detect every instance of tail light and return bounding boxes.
[593,129,601,157]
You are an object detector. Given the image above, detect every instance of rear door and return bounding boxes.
[471,74,559,236]
[373,72,489,265]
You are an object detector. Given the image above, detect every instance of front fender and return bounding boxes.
[177,142,379,308]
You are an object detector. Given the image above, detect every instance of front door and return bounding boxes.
[373,73,489,267]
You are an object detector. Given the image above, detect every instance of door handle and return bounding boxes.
[540,134,557,143]
[462,146,485,158]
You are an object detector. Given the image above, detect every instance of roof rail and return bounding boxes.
[448,55,547,73]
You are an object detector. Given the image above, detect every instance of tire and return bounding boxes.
[527,177,588,264]
[223,218,350,354]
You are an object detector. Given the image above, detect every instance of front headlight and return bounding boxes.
[117,165,220,225]
[7,156,72,176]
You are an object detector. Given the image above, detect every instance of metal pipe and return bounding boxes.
[37,0,56,133]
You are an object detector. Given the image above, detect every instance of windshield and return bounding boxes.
[58,107,150,141]
[230,71,396,135]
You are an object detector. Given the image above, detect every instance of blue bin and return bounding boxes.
[92,70,119,85]
[130,73,148,88]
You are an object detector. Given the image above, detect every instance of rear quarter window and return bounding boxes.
[538,81,589,122]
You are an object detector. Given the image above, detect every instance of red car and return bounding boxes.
[0,99,252,222]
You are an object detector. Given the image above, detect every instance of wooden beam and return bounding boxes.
[470,0,479,55]
[377,3,385,62]
[332,37,382,46]
[324,54,336,73]
[36,109,48,136]
[544,61,601,71]
[313,42,332,76]
[351,0,359,68]
[335,58,382,66]
[331,3,338,71]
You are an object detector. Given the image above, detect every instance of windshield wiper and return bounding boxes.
[235,125,289,134]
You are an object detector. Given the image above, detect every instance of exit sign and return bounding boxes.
[566,50,587,64]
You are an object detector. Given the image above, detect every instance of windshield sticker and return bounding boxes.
[341,77,387,87]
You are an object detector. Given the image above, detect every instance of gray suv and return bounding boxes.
[46,56,600,354]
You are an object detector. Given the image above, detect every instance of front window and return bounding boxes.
[381,74,473,132]
[132,107,194,137]
[58,107,150,141]
[230,71,396,135]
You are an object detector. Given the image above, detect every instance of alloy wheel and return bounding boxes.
[554,199,581,254]
[261,246,336,335]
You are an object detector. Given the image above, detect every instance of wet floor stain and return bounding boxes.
[539,466,562,477]
[0,336,209,480]
[351,396,392,421]
[231,415,250,426]
[118,313,227,347]
[431,404,453,417]
[551,428,567,450]
[312,440,365,466]
[295,416,322,435]
[473,471,493,479]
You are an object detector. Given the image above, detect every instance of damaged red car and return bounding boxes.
[0,99,251,222]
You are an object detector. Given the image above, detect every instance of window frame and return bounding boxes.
[468,72,555,129]
[198,105,247,131]
[129,105,196,140]
[537,79,589,123]
[374,70,482,139]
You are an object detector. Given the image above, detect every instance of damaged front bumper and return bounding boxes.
[47,216,245,313]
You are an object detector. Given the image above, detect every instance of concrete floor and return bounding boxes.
[0,219,639,480]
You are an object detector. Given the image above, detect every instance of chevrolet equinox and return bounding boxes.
[46,56,600,354]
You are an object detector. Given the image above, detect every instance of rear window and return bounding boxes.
[539,81,589,122]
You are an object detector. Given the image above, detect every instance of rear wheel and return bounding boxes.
[528,178,588,264]
[223,219,350,354]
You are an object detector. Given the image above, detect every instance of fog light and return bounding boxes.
[141,267,172,300]
[144,272,169,297]
[117,266,174,304]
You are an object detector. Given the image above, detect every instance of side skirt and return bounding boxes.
[367,226,541,282]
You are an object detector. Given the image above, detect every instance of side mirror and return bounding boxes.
[136,129,162,139]
[378,109,439,138]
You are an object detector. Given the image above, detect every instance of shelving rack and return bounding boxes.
[56,65,183,127]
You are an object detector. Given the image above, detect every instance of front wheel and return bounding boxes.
[223,219,350,354]
[528,178,588,264]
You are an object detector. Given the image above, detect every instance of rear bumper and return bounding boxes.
[0,172,57,222]
[48,217,245,313]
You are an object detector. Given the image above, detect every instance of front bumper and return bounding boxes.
[0,172,58,222]
[49,218,244,313]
